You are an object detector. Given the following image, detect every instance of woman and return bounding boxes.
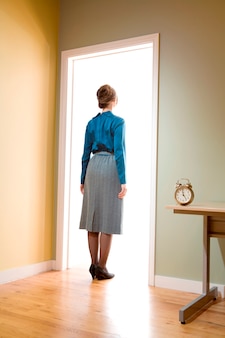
[79,84,127,280]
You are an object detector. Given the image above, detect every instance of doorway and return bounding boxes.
[56,34,159,285]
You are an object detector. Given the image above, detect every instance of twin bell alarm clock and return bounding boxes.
[174,178,194,205]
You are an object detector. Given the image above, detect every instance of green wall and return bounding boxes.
[59,0,225,283]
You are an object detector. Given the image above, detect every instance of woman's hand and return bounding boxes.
[118,184,127,199]
[80,184,84,194]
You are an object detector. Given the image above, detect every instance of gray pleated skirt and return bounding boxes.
[79,152,123,234]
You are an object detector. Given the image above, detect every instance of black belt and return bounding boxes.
[93,149,114,155]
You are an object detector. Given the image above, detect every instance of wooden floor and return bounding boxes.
[0,267,225,338]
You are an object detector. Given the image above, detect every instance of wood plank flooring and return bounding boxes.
[0,267,225,337]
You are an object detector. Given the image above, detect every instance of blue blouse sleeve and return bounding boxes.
[81,124,92,184]
[114,120,126,184]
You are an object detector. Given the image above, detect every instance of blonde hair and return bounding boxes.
[96,84,117,109]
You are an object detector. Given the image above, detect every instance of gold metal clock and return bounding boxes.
[174,178,194,205]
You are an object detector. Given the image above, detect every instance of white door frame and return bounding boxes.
[55,33,159,286]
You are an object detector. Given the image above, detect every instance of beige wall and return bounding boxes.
[59,0,225,283]
[0,0,59,270]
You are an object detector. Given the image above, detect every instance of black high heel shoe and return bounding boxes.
[89,264,96,280]
[95,266,115,280]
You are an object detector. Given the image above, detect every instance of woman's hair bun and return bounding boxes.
[97,84,116,109]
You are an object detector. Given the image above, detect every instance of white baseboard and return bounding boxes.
[155,275,225,298]
[0,260,56,284]
[2,266,224,299]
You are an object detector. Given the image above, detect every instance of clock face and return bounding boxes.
[175,186,194,205]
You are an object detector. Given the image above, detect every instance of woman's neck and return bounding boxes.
[102,102,114,112]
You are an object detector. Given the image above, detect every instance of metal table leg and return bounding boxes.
[179,215,218,324]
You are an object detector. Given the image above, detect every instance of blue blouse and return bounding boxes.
[81,111,126,184]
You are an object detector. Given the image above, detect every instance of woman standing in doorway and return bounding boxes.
[79,84,127,280]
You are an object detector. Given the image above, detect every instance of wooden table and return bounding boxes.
[166,203,225,324]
